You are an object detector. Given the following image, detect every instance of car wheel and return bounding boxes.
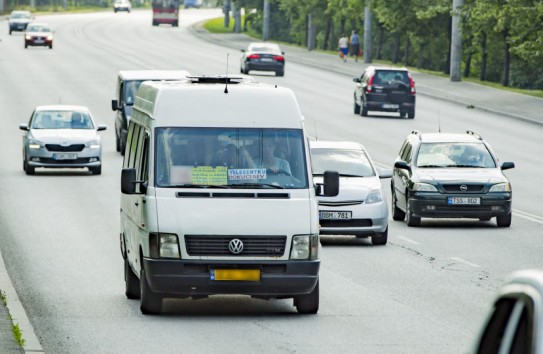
[49,43,53,49]
[360,103,368,117]
[140,267,163,314]
[240,66,244,74]
[90,166,102,175]
[276,70,284,77]
[294,281,319,314]
[125,258,140,299]
[406,199,421,227]
[120,136,126,156]
[496,213,512,227]
[371,228,388,246]
[25,164,35,175]
[391,189,405,221]
[115,133,121,152]
[353,96,360,114]
[9,29,12,35]
[408,108,415,119]
[25,42,28,49]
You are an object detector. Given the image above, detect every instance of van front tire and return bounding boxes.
[294,281,319,314]
[125,259,140,299]
[140,267,163,314]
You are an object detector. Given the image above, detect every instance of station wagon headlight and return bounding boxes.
[290,234,318,260]
[413,182,438,192]
[489,182,511,192]
[87,140,100,149]
[365,188,383,204]
[149,233,180,259]
[28,139,43,149]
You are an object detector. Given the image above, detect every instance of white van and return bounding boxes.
[120,76,339,314]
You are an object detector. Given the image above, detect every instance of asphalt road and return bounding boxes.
[0,8,542,354]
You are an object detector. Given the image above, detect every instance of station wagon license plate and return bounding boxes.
[320,211,352,220]
[210,269,260,281]
[382,103,399,109]
[53,153,77,160]
[448,197,480,205]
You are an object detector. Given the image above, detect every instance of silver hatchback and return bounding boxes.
[19,105,107,175]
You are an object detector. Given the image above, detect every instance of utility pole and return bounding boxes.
[233,2,241,33]
[262,0,270,41]
[363,1,372,63]
[223,0,231,28]
[450,0,463,81]
[307,14,316,51]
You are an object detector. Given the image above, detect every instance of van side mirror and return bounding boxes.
[501,162,515,170]
[316,170,339,197]
[121,168,138,194]
[112,99,119,111]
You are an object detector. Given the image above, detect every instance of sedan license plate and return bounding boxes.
[210,269,260,281]
[260,58,273,62]
[34,39,44,43]
[448,197,480,205]
[320,211,352,220]
[53,153,77,160]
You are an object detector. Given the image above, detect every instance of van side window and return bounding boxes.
[124,122,142,169]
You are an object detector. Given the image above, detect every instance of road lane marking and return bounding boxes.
[450,257,480,268]
[396,236,420,245]
[513,209,543,225]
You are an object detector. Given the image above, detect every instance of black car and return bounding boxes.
[240,42,285,77]
[391,130,515,227]
[353,66,416,118]
[8,10,33,35]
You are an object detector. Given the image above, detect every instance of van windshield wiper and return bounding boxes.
[229,183,285,189]
[168,184,230,188]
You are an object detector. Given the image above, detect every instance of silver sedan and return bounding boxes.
[310,140,392,245]
[19,105,107,175]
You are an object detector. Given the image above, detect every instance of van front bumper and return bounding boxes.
[143,258,319,297]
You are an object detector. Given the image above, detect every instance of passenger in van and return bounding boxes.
[261,137,292,174]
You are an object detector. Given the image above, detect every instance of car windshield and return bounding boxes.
[27,25,50,32]
[155,128,308,189]
[31,111,94,130]
[123,80,144,105]
[311,147,375,177]
[11,12,31,19]
[416,142,496,168]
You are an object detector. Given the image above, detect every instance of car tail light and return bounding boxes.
[409,75,416,94]
[367,75,374,93]
[273,55,284,62]
[248,54,260,59]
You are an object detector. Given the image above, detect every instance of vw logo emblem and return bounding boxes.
[228,239,244,255]
[460,185,468,191]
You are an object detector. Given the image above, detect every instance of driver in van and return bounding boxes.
[261,137,291,174]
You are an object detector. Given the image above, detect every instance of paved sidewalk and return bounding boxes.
[190,22,543,126]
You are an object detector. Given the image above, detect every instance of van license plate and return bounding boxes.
[210,269,260,281]
[448,197,480,205]
[53,153,77,160]
[320,211,352,220]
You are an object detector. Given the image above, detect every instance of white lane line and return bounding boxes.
[396,236,420,245]
[450,257,480,268]
[513,209,543,224]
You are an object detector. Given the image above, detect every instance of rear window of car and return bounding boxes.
[374,70,409,84]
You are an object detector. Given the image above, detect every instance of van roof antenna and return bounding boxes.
[314,121,318,141]
[437,111,441,132]
[224,53,229,94]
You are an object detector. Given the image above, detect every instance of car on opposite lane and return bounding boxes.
[24,22,53,49]
[240,42,285,77]
[391,130,515,227]
[7,10,33,35]
[19,105,107,175]
[113,0,131,12]
[310,141,392,245]
[353,66,416,118]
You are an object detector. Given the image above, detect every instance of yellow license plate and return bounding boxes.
[211,269,260,281]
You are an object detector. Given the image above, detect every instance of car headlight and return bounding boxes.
[25,35,31,40]
[47,35,53,40]
[413,182,438,192]
[365,188,383,204]
[489,182,511,192]
[28,139,43,149]
[87,140,101,149]
[149,233,180,259]
[290,234,318,260]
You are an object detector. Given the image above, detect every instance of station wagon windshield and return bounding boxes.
[155,128,308,189]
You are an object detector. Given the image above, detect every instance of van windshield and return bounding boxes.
[155,128,308,189]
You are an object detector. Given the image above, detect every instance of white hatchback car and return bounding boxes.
[19,105,107,175]
[310,141,392,245]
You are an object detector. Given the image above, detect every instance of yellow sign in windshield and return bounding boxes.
[191,166,228,185]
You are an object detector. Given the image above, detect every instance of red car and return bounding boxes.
[25,22,53,49]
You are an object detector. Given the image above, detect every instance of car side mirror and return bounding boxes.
[19,123,29,131]
[379,168,393,179]
[112,99,119,111]
[241,49,246,52]
[353,78,361,83]
[394,160,411,172]
[97,124,107,131]
[501,162,515,170]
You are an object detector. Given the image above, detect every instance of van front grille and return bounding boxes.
[185,235,286,257]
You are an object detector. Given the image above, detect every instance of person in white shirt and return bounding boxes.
[338,33,349,62]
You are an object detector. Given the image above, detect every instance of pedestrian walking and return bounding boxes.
[349,30,361,62]
[338,33,348,63]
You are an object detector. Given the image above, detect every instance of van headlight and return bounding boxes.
[149,233,181,259]
[489,182,511,192]
[365,188,383,204]
[290,234,319,260]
